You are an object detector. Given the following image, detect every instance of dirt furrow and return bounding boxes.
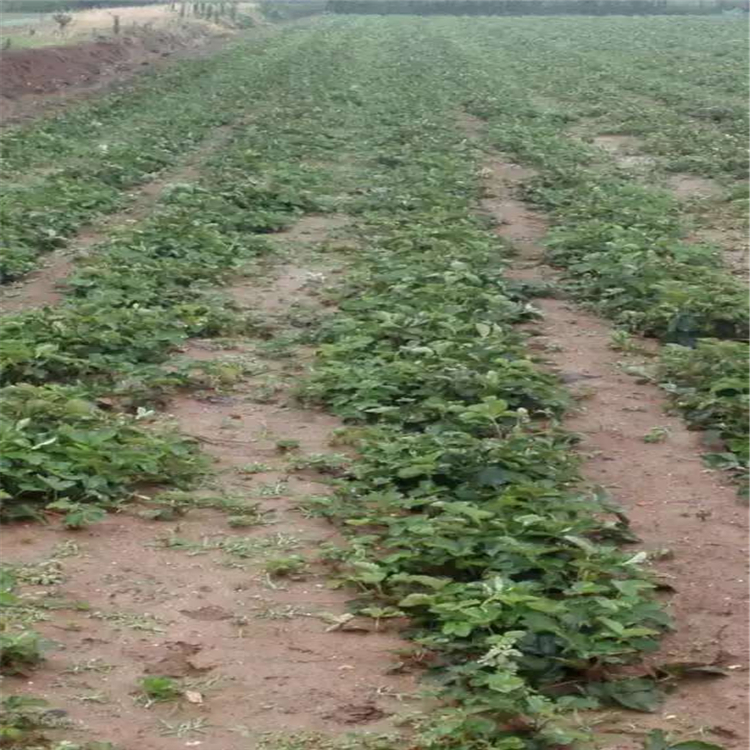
[466,123,749,748]
[0,122,238,317]
[1,212,419,749]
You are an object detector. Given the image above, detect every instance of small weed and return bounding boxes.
[275,439,300,453]
[52,540,81,558]
[256,335,298,359]
[609,329,646,354]
[253,604,310,620]
[92,611,165,633]
[296,494,336,518]
[64,658,114,674]
[255,481,288,498]
[218,533,303,560]
[158,717,210,738]
[227,513,268,528]
[13,559,65,587]
[256,731,400,750]
[140,490,267,521]
[246,380,285,404]
[238,462,274,474]
[643,426,671,444]
[181,355,267,390]
[137,676,181,707]
[154,532,303,564]
[289,453,350,474]
[75,691,110,704]
[264,554,307,578]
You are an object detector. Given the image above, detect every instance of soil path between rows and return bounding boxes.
[0,122,240,317]
[1,213,421,749]
[462,114,749,748]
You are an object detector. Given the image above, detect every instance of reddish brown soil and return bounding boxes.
[0,214,421,748]
[463,113,749,748]
[2,40,132,98]
[668,173,723,200]
[0,26,232,124]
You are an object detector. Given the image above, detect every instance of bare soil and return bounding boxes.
[668,173,723,200]
[0,214,421,748]
[464,114,749,748]
[592,134,657,170]
[0,25,234,125]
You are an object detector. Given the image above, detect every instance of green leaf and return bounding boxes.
[484,672,525,694]
[398,593,436,607]
[588,678,664,713]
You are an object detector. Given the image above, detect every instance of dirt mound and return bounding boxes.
[0,26,229,120]
[2,40,132,98]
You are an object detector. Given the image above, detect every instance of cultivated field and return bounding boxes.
[0,14,747,750]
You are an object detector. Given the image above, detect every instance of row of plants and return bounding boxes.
[0,23,383,749]
[452,17,748,178]
[1,25,367,747]
[465,101,747,341]
[327,0,731,14]
[420,20,749,480]
[0,18,314,283]
[0,15,737,747]
[0,25,350,521]
[290,20,678,748]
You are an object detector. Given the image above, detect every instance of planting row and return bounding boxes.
[443,18,748,178]
[0,29,354,521]
[0,23,320,283]
[2,17,676,748]
[1,15,743,748]
[298,22,672,747]
[430,17,748,482]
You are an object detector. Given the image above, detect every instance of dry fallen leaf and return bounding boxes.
[323,613,354,632]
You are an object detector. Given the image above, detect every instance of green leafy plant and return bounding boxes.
[0,629,48,675]
[0,385,205,520]
[0,695,53,747]
[275,439,301,453]
[643,426,671,444]
[46,500,107,529]
[137,676,182,706]
[264,555,307,578]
